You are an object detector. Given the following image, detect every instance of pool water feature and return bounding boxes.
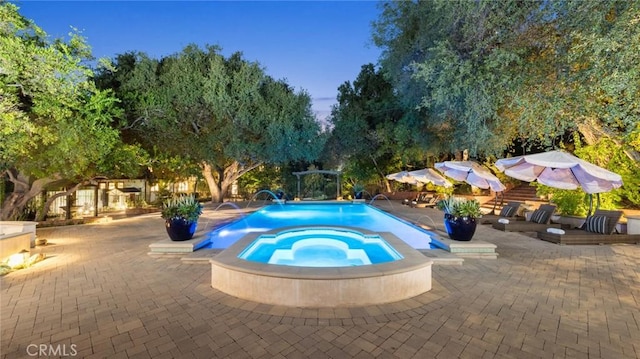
[238,228,403,267]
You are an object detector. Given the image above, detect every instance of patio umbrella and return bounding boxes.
[407,168,453,188]
[385,171,419,185]
[434,161,506,192]
[494,150,622,193]
[494,150,623,214]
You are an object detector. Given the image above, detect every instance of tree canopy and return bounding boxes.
[326,64,418,189]
[99,45,325,202]
[0,2,141,220]
[372,0,640,162]
[353,0,639,206]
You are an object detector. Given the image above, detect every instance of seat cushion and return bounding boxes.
[499,206,516,217]
[584,215,609,234]
[530,209,549,224]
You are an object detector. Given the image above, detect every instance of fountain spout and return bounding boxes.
[246,189,286,208]
[369,194,394,210]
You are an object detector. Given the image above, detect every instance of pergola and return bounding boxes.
[291,170,342,199]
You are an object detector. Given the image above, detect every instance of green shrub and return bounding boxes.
[161,195,203,222]
[436,196,482,217]
[534,184,619,216]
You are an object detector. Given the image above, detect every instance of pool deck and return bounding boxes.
[2,201,639,358]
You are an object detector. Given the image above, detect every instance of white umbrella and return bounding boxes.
[407,168,453,187]
[434,161,506,192]
[385,171,419,185]
[494,150,623,194]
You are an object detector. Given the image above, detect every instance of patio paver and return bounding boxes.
[1,202,639,358]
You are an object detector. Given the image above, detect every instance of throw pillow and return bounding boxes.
[499,206,516,217]
[585,215,609,234]
[530,209,549,224]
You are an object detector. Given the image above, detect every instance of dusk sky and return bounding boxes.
[14,1,383,121]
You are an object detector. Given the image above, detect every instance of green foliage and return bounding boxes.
[100,46,324,201]
[325,64,408,184]
[1,3,140,219]
[0,3,124,177]
[534,184,619,216]
[237,165,284,198]
[436,196,482,218]
[574,138,640,208]
[372,0,640,164]
[161,195,203,222]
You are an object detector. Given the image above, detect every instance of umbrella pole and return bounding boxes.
[587,194,593,217]
[491,191,503,215]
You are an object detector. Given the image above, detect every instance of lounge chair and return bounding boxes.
[479,201,525,225]
[537,210,640,245]
[492,204,561,232]
[402,192,423,206]
[412,193,440,208]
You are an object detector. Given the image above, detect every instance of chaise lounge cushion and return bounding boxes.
[499,206,516,218]
[584,215,609,234]
[530,209,549,224]
[536,210,640,245]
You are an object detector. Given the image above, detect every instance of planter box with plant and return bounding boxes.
[161,195,203,241]
[436,196,482,241]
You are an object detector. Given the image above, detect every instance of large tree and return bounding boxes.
[101,46,324,202]
[373,0,545,156]
[372,0,640,161]
[0,3,139,220]
[326,64,409,190]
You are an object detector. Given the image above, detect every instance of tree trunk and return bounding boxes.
[1,170,59,221]
[578,123,640,163]
[369,154,392,192]
[201,160,263,203]
[202,162,223,202]
[37,184,85,221]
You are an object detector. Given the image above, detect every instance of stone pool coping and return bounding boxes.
[210,225,433,307]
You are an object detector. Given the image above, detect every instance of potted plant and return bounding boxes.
[436,196,482,241]
[161,195,203,241]
[353,184,365,200]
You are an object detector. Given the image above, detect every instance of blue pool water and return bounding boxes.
[203,203,434,250]
[238,228,404,267]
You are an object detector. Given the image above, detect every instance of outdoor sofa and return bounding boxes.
[492,204,561,232]
[537,209,640,245]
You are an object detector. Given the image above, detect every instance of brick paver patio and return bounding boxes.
[2,202,639,358]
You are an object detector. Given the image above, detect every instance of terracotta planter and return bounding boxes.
[443,213,477,241]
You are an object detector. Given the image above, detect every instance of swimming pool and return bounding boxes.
[203,202,434,250]
[238,227,404,267]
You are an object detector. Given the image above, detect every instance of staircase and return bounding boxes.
[479,184,544,214]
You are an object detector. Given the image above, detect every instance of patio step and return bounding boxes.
[148,235,210,254]
[430,231,498,259]
[480,183,544,214]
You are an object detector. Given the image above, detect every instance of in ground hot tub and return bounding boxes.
[238,227,403,267]
[210,226,433,307]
